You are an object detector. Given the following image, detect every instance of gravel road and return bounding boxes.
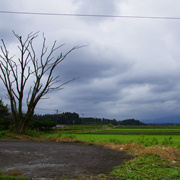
[0,140,133,179]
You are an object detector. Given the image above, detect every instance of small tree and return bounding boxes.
[0,31,80,133]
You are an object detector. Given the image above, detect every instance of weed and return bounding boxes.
[110,154,180,180]
[136,135,159,146]
[109,138,123,144]
[0,171,27,180]
[162,137,173,146]
[55,132,62,138]
[64,134,76,139]
[89,139,95,142]
[0,130,8,138]
[24,129,41,138]
[99,174,106,178]
[151,137,159,145]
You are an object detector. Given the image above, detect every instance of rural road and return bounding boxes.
[0,140,133,179]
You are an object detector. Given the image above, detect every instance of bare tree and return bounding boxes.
[0,31,80,133]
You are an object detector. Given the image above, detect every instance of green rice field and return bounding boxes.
[72,134,180,147]
[92,126,180,135]
[62,126,180,147]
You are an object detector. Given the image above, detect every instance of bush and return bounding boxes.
[31,119,56,131]
[0,100,11,130]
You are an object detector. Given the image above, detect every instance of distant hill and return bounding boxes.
[141,115,180,125]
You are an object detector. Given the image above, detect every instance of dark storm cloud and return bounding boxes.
[56,46,133,84]
[1,0,180,121]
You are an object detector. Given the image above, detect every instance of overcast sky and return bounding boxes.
[1,0,180,121]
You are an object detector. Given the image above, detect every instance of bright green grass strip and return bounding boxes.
[93,128,180,135]
[74,134,180,147]
[106,128,180,131]
[110,154,180,180]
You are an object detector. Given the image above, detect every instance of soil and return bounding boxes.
[0,140,133,179]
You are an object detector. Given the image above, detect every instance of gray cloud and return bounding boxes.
[73,0,117,14]
[1,0,180,121]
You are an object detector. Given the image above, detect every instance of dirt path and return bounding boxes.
[0,140,133,179]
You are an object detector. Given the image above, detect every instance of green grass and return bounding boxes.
[94,127,180,135]
[116,125,180,129]
[110,154,180,180]
[37,125,180,147]
[106,128,180,131]
[40,131,180,147]
[71,134,180,147]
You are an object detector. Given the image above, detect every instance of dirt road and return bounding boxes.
[0,140,133,178]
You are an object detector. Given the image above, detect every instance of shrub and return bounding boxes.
[0,99,11,130]
[31,119,56,131]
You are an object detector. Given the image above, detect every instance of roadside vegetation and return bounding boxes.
[110,154,180,180]
[0,124,180,180]
[0,101,180,179]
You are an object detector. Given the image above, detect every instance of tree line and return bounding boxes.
[32,113,146,126]
[32,113,114,125]
[0,99,146,131]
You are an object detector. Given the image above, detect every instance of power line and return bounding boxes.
[1,10,180,20]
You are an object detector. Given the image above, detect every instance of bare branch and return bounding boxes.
[0,31,83,133]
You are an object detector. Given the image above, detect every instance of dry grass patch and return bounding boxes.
[6,133,34,140]
[7,171,23,176]
[102,142,180,161]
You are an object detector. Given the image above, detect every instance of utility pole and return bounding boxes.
[81,113,84,132]
[55,109,59,126]
[95,116,96,130]
[174,120,176,126]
